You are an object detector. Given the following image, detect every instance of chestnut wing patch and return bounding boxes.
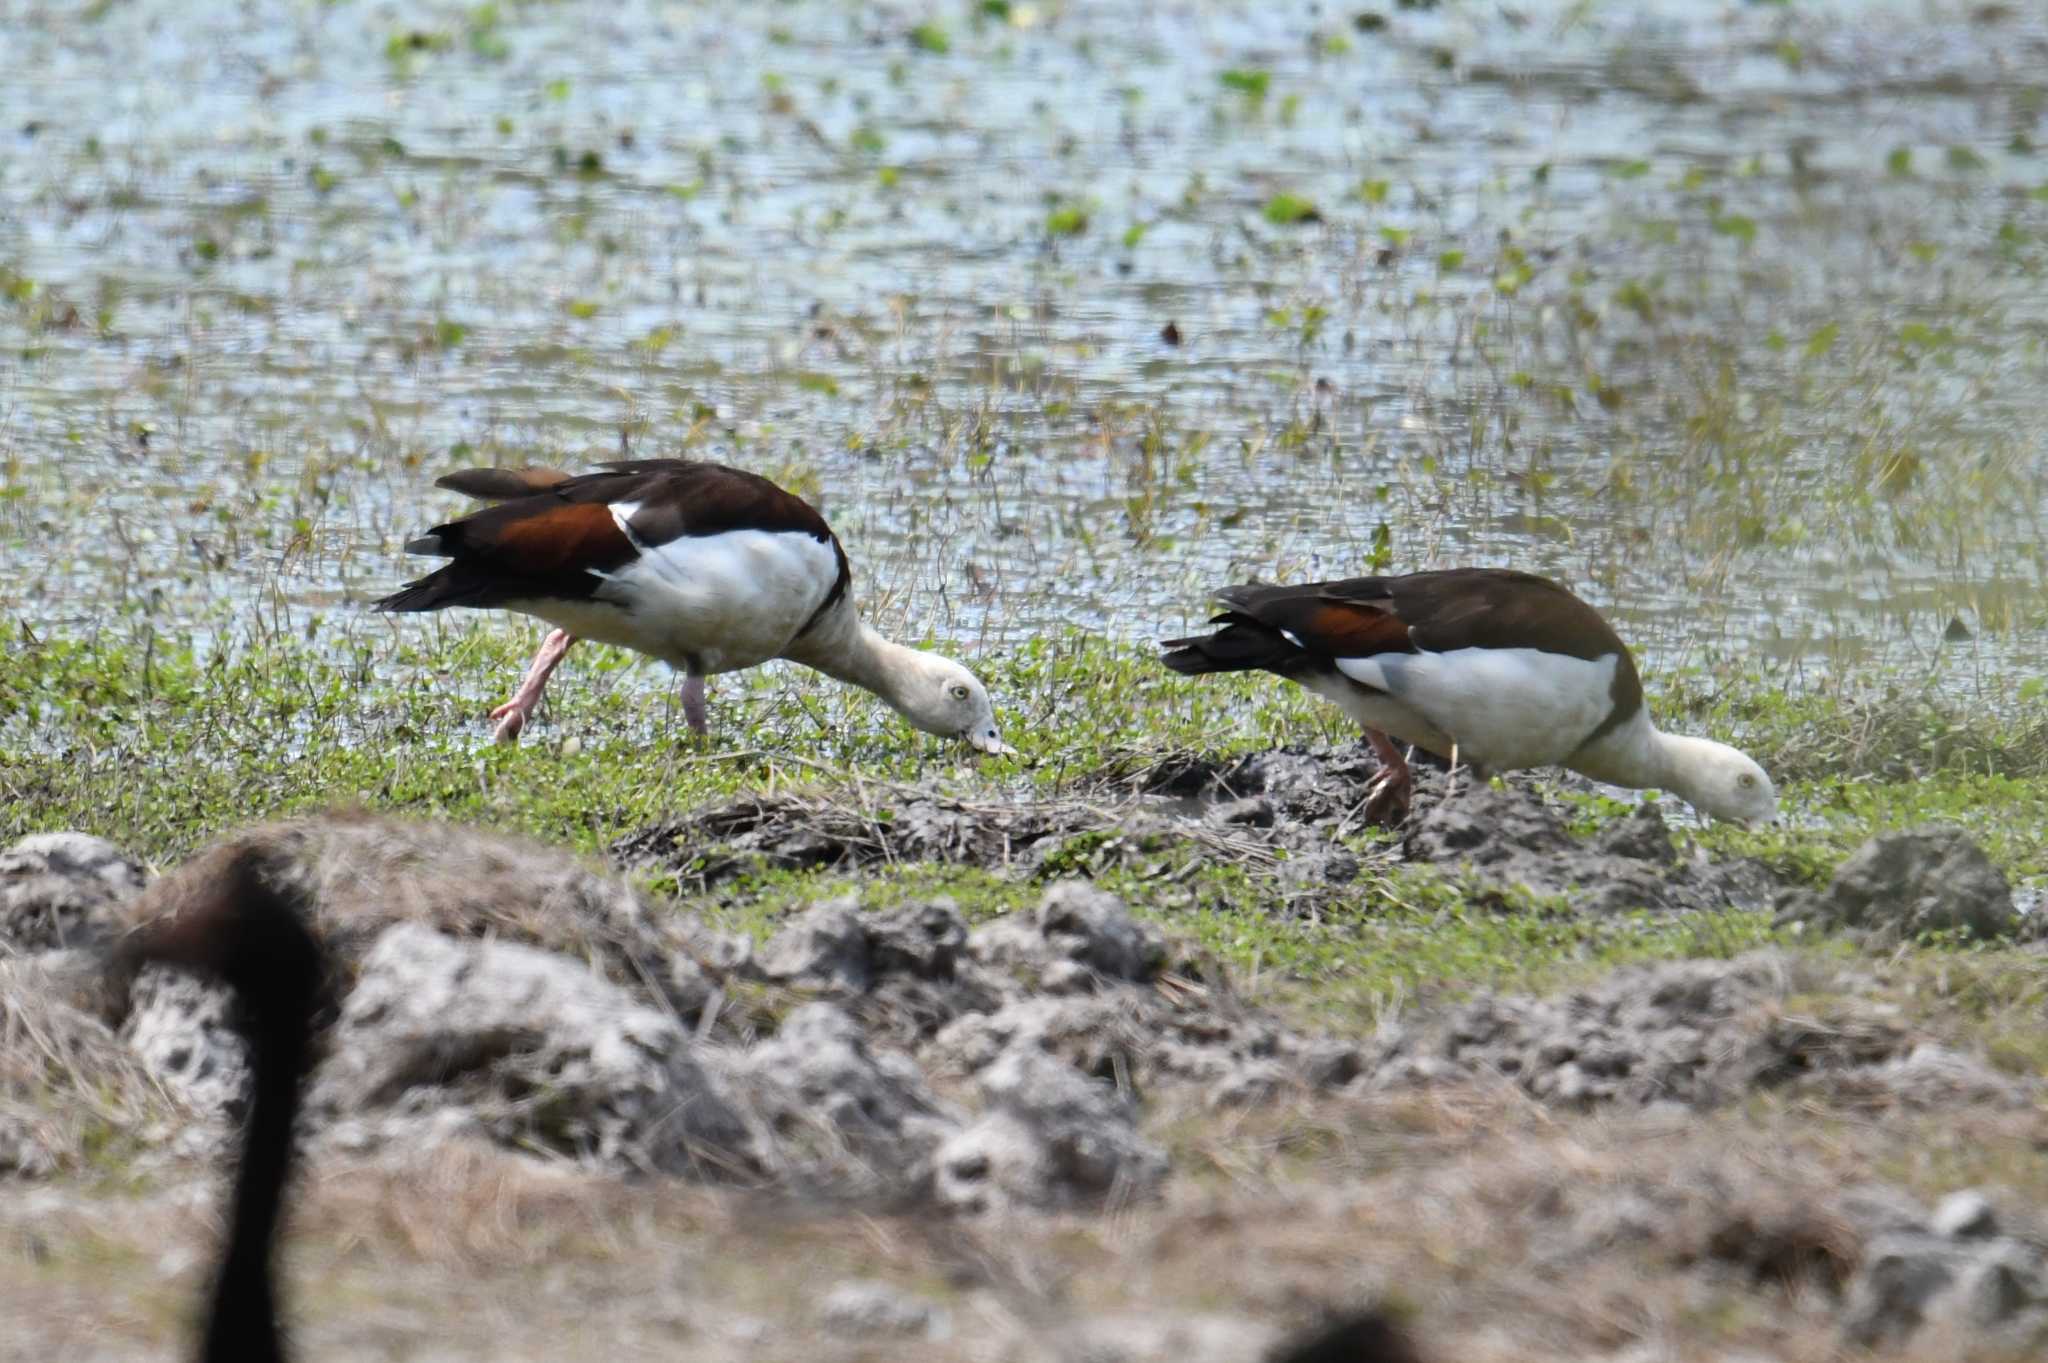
[1214,584,1418,660]
[1291,600,1415,657]
[473,500,636,575]
[374,500,636,613]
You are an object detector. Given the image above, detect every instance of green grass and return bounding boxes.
[5,618,2045,1023]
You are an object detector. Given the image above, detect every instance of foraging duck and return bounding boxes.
[117,847,323,1363]
[375,460,1011,753]
[1160,569,1776,825]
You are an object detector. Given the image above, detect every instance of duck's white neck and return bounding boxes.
[1571,713,1740,813]
[781,606,926,718]
[1564,712,1679,785]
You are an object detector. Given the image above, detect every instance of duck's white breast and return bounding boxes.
[1332,646,1620,770]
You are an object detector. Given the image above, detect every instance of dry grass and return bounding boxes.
[7,1086,2046,1362]
[0,952,182,1179]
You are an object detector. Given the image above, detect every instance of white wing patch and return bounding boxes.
[608,500,649,550]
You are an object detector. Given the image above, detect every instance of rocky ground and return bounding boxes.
[2,752,2043,1361]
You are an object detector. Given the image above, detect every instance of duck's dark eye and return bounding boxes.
[951,684,970,700]
[1739,774,1756,788]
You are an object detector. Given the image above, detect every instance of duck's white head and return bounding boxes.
[1661,734,1777,825]
[893,652,1013,755]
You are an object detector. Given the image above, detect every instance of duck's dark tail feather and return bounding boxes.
[1159,614,1303,676]
[370,565,499,613]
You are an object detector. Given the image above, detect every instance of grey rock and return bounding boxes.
[1842,1234,1973,1346]
[1841,1228,2048,1347]
[756,899,972,1003]
[1033,881,1163,983]
[1208,796,1275,828]
[1933,1189,2000,1240]
[928,996,1121,1076]
[1374,954,1794,1109]
[1594,804,1679,864]
[816,1280,946,1338]
[0,832,147,952]
[866,899,969,982]
[1836,1184,1933,1242]
[310,923,755,1177]
[1790,826,2017,942]
[1301,1040,1367,1089]
[121,968,250,1118]
[933,1047,1167,1213]
[1957,1244,2042,1326]
[759,899,871,992]
[1401,784,1764,916]
[1796,1042,2030,1111]
[741,1003,958,1196]
[1206,1061,1291,1109]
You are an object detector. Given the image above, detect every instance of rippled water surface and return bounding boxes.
[4,0,2047,698]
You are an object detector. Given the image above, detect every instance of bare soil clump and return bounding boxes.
[617,744,1783,917]
[3,784,2043,1359]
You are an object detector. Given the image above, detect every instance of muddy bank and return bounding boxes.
[4,795,2044,1358]
[615,744,1782,918]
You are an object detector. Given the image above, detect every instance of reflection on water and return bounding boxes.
[2,1,2046,699]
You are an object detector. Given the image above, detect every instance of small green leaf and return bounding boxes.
[565,299,600,319]
[1122,222,1149,249]
[1045,204,1089,236]
[1437,249,1464,270]
[1710,213,1757,243]
[1886,146,1912,176]
[1610,159,1651,180]
[1263,193,1320,225]
[1219,68,1270,99]
[909,22,949,54]
[1356,177,1390,205]
[1946,145,1987,172]
[1803,322,1838,360]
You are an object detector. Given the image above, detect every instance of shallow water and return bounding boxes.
[3,0,2046,700]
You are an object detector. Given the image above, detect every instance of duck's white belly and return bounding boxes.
[517,526,840,675]
[1326,647,1619,771]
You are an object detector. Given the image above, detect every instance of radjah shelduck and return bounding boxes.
[375,459,1011,753]
[1161,568,1777,826]
[117,847,323,1363]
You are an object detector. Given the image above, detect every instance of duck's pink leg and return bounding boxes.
[1362,727,1414,826]
[681,672,708,735]
[489,629,574,744]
